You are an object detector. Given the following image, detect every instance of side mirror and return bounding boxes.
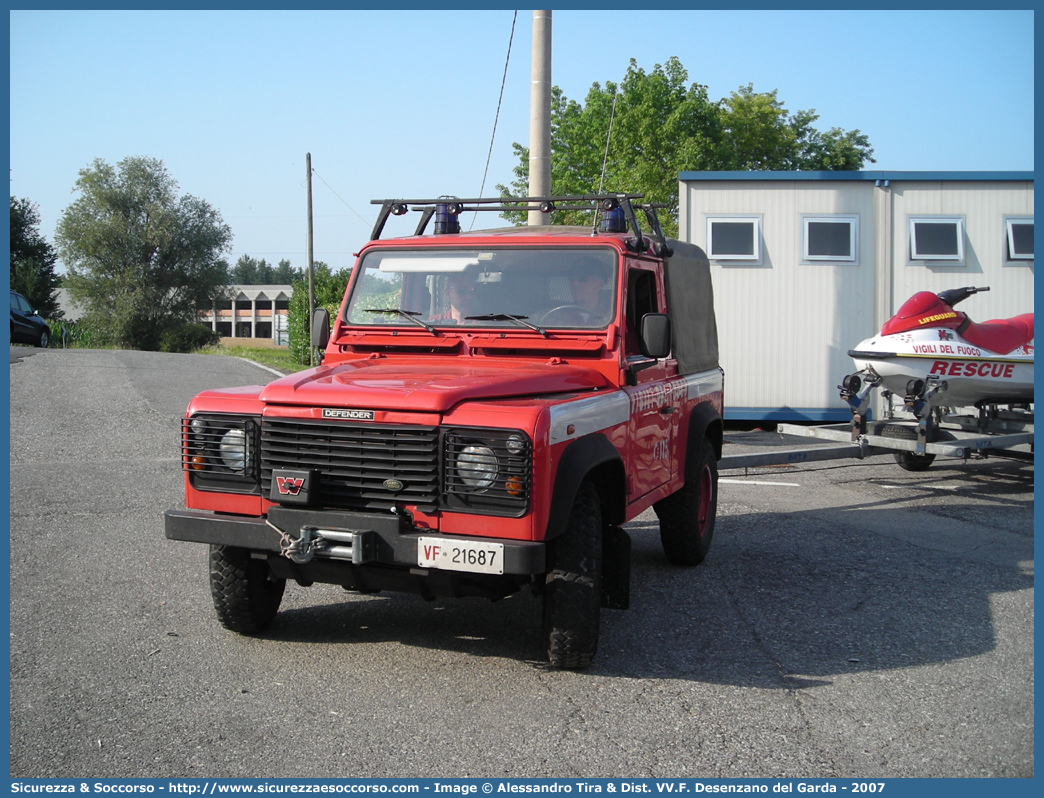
[639,313,671,359]
[311,308,330,350]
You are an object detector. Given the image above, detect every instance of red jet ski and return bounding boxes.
[847,286,1033,408]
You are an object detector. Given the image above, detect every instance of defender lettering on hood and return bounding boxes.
[321,408,375,420]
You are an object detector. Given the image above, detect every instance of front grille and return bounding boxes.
[260,419,439,512]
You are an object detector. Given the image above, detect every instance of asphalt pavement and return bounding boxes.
[8,348,1034,778]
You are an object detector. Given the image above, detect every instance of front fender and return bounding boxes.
[544,433,625,541]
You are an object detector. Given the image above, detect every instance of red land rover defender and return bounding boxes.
[165,194,723,669]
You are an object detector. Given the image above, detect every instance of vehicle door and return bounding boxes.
[621,262,679,500]
[10,292,35,341]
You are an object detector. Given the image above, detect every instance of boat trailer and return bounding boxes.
[718,408,1033,472]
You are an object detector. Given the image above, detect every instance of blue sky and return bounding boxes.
[8,8,1035,276]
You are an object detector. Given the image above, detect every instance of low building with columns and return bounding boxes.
[198,285,293,345]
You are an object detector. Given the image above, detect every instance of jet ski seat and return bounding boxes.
[960,313,1034,355]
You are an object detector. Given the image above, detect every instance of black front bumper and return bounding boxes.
[164,506,546,576]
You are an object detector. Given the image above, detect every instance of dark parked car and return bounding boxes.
[10,290,49,347]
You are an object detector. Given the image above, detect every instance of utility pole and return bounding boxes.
[306,152,315,367]
[527,10,551,226]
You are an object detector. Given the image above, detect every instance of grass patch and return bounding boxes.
[40,335,307,374]
[196,341,304,374]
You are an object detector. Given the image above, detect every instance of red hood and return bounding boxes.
[258,359,609,412]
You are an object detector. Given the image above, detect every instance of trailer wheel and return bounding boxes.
[543,480,602,669]
[654,438,718,566]
[209,545,285,633]
[877,423,936,472]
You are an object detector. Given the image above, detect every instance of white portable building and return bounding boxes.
[678,171,1034,421]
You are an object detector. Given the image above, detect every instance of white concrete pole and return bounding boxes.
[306,153,315,365]
[528,10,552,226]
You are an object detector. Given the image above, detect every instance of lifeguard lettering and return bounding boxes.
[929,360,1016,378]
[918,312,958,325]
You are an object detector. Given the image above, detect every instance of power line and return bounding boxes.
[310,168,372,230]
[469,10,517,231]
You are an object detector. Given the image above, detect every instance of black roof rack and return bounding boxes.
[368,193,672,256]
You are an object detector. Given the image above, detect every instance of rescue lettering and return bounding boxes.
[629,380,688,414]
[928,361,1016,378]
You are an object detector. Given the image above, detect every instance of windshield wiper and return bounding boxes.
[364,309,436,334]
[466,313,549,338]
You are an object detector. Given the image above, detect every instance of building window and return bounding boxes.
[909,216,965,262]
[706,216,762,262]
[802,215,858,263]
[1005,218,1033,261]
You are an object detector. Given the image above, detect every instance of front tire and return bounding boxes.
[37,329,48,348]
[209,545,286,633]
[654,438,718,566]
[543,480,602,669]
[894,450,935,472]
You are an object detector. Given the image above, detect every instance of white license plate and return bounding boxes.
[417,537,504,575]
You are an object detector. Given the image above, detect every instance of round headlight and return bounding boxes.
[189,416,207,435]
[219,428,247,473]
[458,445,498,489]
[505,434,526,455]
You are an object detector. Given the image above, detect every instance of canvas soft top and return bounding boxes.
[663,239,719,376]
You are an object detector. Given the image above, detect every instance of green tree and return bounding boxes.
[715,84,874,171]
[230,255,272,284]
[55,156,233,351]
[230,255,304,284]
[287,262,352,366]
[499,57,874,237]
[10,196,63,319]
[273,258,304,284]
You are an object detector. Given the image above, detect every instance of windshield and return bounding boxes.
[345,248,617,330]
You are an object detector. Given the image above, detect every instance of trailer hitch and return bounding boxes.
[282,525,318,564]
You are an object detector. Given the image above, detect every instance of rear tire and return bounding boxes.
[654,438,718,566]
[209,545,285,633]
[543,481,602,669]
[877,422,936,472]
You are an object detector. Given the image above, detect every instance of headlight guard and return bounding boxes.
[443,428,532,517]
